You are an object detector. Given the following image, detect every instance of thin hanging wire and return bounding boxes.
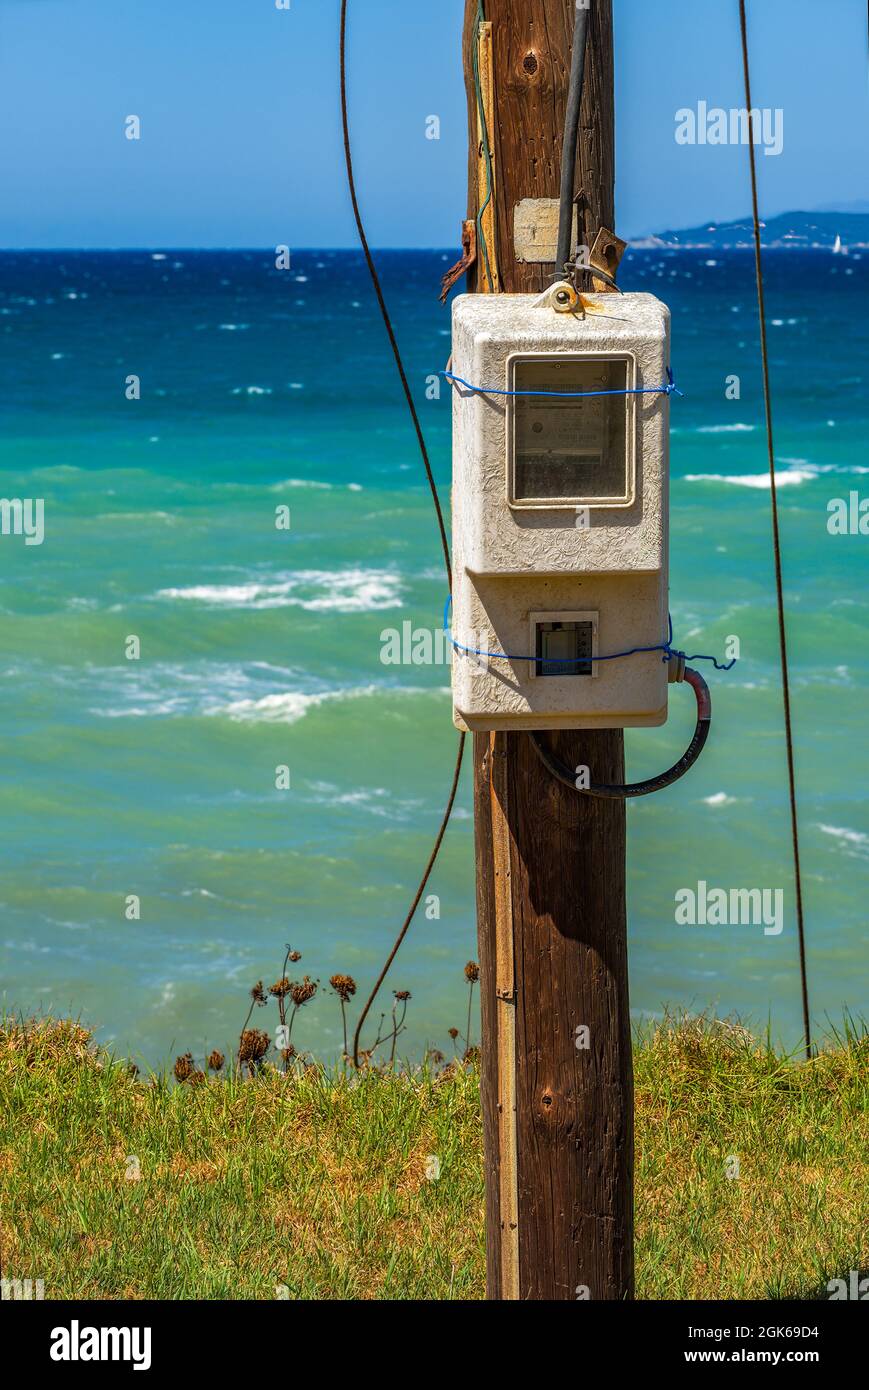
[738,0,811,1060]
[339,1,451,587]
[340,0,465,1066]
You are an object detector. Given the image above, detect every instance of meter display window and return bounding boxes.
[534,620,594,677]
[508,355,634,508]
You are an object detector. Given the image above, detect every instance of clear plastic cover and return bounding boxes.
[510,356,631,506]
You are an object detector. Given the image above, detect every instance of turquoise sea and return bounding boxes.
[0,247,866,1069]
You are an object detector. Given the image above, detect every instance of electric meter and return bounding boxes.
[450,291,671,732]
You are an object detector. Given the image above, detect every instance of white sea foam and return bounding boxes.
[99,699,190,718]
[695,423,756,434]
[218,685,380,724]
[818,823,869,857]
[158,583,263,604]
[156,568,403,612]
[269,478,333,490]
[212,682,438,726]
[684,467,817,488]
[88,660,313,720]
[306,779,423,819]
[687,460,869,488]
[220,691,330,723]
[702,791,740,807]
[94,510,177,524]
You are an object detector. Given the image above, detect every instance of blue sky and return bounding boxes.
[0,0,865,248]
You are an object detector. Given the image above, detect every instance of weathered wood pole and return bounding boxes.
[461,0,633,1300]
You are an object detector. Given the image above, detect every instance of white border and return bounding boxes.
[505,351,637,510]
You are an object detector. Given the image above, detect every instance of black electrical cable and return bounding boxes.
[340,0,465,1067]
[739,0,811,1061]
[555,2,590,274]
[530,667,711,798]
[351,743,465,1069]
[339,1,451,590]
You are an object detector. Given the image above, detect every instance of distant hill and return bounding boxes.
[632,210,869,250]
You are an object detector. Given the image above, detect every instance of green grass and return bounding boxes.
[1,1015,865,1299]
[633,1015,867,1299]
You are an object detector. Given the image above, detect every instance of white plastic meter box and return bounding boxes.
[449,291,671,732]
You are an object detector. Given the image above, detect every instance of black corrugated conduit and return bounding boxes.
[530,667,712,799]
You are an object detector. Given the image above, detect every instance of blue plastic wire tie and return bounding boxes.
[442,597,735,672]
[441,366,683,399]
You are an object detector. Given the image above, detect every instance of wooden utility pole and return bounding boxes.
[461,0,633,1300]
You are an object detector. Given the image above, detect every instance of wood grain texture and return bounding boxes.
[475,23,500,292]
[510,728,632,1299]
[472,732,503,1298]
[463,0,633,1301]
[463,0,615,292]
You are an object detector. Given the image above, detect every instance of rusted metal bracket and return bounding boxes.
[588,226,627,292]
[440,220,477,303]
